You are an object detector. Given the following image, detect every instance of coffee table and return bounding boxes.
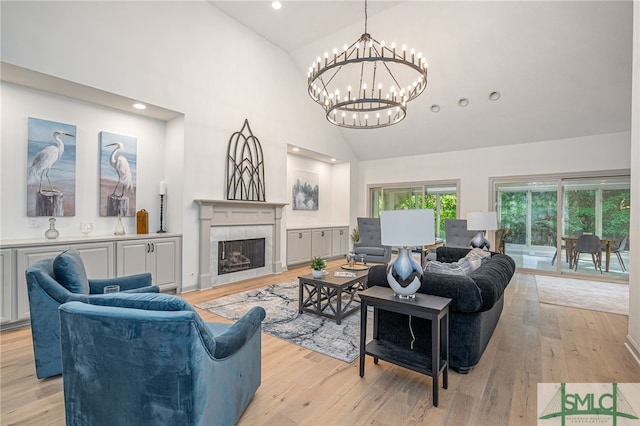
[298,266,368,325]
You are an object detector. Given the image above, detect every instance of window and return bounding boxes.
[369,182,458,239]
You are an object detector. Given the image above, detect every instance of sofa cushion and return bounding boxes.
[464,248,491,271]
[53,249,89,294]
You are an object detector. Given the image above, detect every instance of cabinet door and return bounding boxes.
[116,240,151,278]
[340,227,350,254]
[331,227,350,256]
[1,249,13,324]
[287,230,312,265]
[74,242,114,279]
[311,229,332,258]
[151,237,181,292]
[16,245,70,320]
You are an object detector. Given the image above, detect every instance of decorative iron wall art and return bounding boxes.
[226,119,265,202]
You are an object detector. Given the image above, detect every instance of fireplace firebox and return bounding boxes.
[218,238,266,275]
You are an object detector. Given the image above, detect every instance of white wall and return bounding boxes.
[1,1,358,291]
[0,82,168,239]
[357,132,631,218]
[285,155,350,229]
[626,0,640,365]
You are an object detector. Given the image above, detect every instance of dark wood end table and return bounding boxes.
[298,266,368,325]
[358,286,451,407]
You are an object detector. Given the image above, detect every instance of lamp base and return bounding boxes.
[470,231,491,250]
[386,247,422,298]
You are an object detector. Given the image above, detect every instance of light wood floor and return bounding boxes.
[2,259,639,425]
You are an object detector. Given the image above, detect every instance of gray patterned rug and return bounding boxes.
[196,280,361,363]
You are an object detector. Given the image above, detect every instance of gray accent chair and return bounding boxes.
[353,217,391,264]
[444,219,477,248]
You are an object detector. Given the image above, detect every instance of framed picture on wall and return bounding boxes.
[26,117,77,217]
[99,131,137,217]
[292,170,319,211]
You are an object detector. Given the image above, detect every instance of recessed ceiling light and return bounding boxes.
[272,1,282,10]
[132,103,147,110]
[291,147,300,152]
[330,158,337,162]
[458,98,469,107]
[489,91,501,101]
[430,104,440,113]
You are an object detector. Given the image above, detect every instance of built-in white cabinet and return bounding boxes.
[332,227,350,257]
[1,249,13,324]
[13,242,115,322]
[312,228,333,259]
[1,233,182,327]
[286,230,312,266]
[116,237,181,292]
[286,226,350,266]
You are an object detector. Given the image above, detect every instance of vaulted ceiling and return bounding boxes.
[210,1,633,161]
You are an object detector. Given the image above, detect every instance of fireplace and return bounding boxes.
[218,238,265,275]
[196,200,287,289]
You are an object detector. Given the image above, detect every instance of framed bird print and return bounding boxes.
[99,131,137,217]
[27,117,77,217]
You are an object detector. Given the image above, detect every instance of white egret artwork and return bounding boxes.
[292,170,319,211]
[100,131,137,216]
[27,117,76,217]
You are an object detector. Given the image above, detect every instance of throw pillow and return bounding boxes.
[424,259,470,276]
[464,248,491,272]
[53,249,90,294]
[466,247,492,261]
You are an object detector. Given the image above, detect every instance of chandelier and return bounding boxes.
[307,0,428,129]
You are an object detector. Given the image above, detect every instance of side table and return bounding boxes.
[358,286,451,407]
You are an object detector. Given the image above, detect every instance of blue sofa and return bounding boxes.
[367,246,516,373]
[25,249,157,378]
[59,293,266,426]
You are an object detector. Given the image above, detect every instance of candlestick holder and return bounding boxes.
[157,194,166,233]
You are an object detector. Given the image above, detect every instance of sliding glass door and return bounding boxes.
[494,174,630,280]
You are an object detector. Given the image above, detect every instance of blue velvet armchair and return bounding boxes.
[59,293,266,426]
[25,249,157,379]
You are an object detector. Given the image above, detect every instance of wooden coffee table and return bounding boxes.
[298,265,368,325]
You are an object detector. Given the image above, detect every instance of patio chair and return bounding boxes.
[603,235,627,272]
[573,234,602,273]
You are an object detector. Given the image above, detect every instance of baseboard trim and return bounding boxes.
[624,334,640,367]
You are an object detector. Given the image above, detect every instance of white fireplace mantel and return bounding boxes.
[195,199,287,289]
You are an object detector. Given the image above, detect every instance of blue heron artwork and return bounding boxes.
[100,131,137,217]
[27,117,77,217]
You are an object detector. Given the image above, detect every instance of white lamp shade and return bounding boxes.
[467,212,498,231]
[380,209,436,247]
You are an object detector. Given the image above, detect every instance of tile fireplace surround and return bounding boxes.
[196,200,287,289]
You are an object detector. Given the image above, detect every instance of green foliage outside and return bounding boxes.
[500,189,630,247]
[376,193,457,238]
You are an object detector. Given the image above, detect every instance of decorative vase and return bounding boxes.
[114,215,126,235]
[312,269,323,278]
[386,247,423,298]
[80,222,94,236]
[44,217,59,239]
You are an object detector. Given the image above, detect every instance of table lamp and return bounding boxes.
[381,209,435,299]
[467,212,498,250]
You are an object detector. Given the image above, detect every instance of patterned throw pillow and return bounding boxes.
[424,258,471,276]
[465,248,491,272]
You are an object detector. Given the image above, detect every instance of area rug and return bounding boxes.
[535,275,628,315]
[196,280,361,363]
